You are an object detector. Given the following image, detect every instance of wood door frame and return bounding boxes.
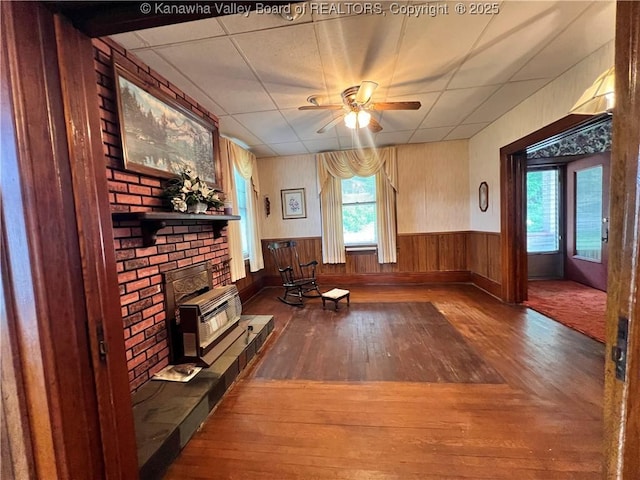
[500,115,594,303]
[1,2,137,478]
[604,1,640,476]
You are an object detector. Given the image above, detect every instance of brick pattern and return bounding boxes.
[93,37,229,392]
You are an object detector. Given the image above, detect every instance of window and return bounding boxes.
[234,168,249,259]
[526,168,560,253]
[341,176,377,245]
[575,165,603,261]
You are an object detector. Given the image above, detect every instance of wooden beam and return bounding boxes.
[48,1,300,37]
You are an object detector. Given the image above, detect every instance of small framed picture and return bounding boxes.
[479,182,489,212]
[281,188,306,219]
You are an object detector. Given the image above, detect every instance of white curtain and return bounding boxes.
[220,137,264,281]
[317,146,397,264]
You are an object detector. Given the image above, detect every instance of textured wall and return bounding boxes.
[258,154,322,239]
[468,41,615,232]
[258,140,470,238]
[397,140,469,234]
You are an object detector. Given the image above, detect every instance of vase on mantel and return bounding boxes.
[187,202,208,214]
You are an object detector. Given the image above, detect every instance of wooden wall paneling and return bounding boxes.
[346,251,381,274]
[469,232,489,278]
[604,1,640,476]
[438,233,467,271]
[486,234,502,283]
[396,235,414,272]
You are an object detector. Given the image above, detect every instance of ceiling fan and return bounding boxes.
[298,81,421,134]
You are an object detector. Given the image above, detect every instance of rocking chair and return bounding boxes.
[267,240,321,306]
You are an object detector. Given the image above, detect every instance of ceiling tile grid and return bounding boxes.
[109,1,615,157]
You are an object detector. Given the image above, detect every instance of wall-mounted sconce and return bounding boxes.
[264,195,271,217]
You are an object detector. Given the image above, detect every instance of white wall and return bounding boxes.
[258,140,470,238]
[468,41,615,232]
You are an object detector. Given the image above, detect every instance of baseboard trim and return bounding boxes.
[470,272,502,298]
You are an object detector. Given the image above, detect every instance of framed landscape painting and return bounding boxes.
[114,65,219,186]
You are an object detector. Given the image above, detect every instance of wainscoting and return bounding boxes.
[250,231,502,296]
[467,231,502,297]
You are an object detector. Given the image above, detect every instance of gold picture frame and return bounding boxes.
[114,64,221,188]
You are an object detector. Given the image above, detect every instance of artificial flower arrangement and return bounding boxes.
[164,169,224,213]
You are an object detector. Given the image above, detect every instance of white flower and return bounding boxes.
[180,179,192,193]
[171,197,187,212]
[200,184,211,197]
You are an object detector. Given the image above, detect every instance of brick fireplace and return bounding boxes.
[94,37,232,392]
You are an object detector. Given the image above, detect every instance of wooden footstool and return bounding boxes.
[321,288,350,310]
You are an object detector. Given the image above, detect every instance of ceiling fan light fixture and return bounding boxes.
[357,110,371,128]
[344,110,372,129]
[344,111,358,129]
[570,67,615,115]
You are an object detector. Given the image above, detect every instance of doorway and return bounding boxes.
[523,145,610,342]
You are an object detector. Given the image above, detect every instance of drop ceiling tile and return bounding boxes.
[233,23,327,109]
[464,79,549,124]
[445,123,489,140]
[373,131,414,147]
[420,85,499,129]
[303,137,341,153]
[315,14,404,97]
[250,144,277,158]
[280,109,338,140]
[217,6,313,34]
[233,111,300,144]
[153,37,275,114]
[218,116,263,146]
[388,12,492,97]
[512,1,616,81]
[410,127,454,144]
[110,32,146,50]
[377,92,440,132]
[449,1,590,89]
[338,131,378,150]
[133,50,226,116]
[134,18,225,47]
[269,142,310,156]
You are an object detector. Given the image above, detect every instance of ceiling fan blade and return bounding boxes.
[367,116,383,133]
[318,115,344,134]
[355,81,378,104]
[370,101,422,110]
[298,105,344,110]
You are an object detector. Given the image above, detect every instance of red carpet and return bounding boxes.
[525,280,606,343]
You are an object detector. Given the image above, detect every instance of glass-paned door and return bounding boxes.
[566,154,610,291]
[575,166,603,261]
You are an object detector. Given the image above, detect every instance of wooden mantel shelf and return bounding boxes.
[111,212,241,246]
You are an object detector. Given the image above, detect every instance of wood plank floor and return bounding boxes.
[164,284,605,479]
